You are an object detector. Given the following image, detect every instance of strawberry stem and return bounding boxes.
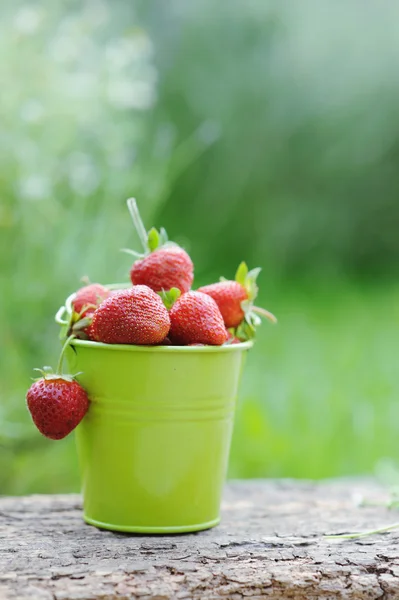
[120,248,144,259]
[252,306,278,324]
[56,334,76,376]
[325,521,399,540]
[126,198,149,253]
[80,275,91,285]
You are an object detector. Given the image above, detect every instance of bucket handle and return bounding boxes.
[55,291,77,325]
[55,305,68,325]
[55,284,130,326]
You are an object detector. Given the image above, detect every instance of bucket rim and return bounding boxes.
[56,283,254,353]
[70,338,253,353]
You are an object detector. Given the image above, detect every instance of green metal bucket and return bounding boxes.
[57,294,252,533]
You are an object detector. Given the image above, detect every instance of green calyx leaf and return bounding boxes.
[41,366,53,375]
[124,227,174,257]
[236,261,260,328]
[71,316,93,332]
[247,267,261,280]
[245,311,262,328]
[233,310,261,342]
[59,306,93,342]
[240,299,252,314]
[235,262,261,302]
[235,262,277,333]
[147,227,161,252]
[147,226,174,253]
[252,305,277,324]
[235,261,248,286]
[160,227,169,245]
[158,287,181,310]
[240,300,277,328]
[32,367,75,382]
[235,320,257,341]
[121,248,145,259]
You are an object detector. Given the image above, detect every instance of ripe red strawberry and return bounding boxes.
[90,285,170,345]
[72,283,110,317]
[169,291,228,346]
[198,262,277,339]
[124,198,194,293]
[131,246,193,293]
[198,280,247,328]
[26,376,89,440]
[65,284,110,340]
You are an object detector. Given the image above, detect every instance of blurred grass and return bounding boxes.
[231,278,399,479]
[2,0,399,494]
[2,277,398,494]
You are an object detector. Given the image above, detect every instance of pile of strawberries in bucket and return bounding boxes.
[26,199,276,441]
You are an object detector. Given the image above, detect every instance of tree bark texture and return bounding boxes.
[1,480,399,599]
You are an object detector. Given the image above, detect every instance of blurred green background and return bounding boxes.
[1,0,399,495]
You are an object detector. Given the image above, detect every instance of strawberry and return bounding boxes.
[168,291,228,346]
[72,283,110,317]
[123,198,194,293]
[26,337,89,440]
[198,280,247,328]
[60,283,110,341]
[27,376,89,440]
[198,262,277,339]
[90,285,170,345]
[131,246,193,294]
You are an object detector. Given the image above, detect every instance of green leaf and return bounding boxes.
[246,280,258,302]
[235,320,256,341]
[120,248,145,259]
[158,287,181,310]
[238,306,262,336]
[252,305,277,323]
[240,299,252,314]
[247,267,261,282]
[72,317,92,332]
[170,287,181,302]
[244,266,261,302]
[244,311,253,326]
[251,312,262,326]
[147,227,160,252]
[160,227,169,245]
[235,261,248,286]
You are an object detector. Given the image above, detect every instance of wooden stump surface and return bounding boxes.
[1,480,399,599]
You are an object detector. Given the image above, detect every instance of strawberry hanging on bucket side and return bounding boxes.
[26,335,89,440]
